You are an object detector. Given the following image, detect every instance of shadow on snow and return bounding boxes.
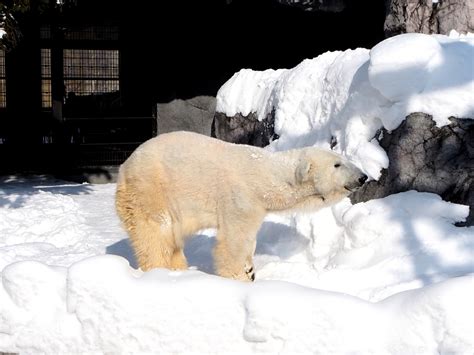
[106,221,310,277]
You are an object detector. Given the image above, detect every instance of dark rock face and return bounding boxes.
[384,0,474,37]
[351,113,474,226]
[156,96,216,136]
[276,0,347,12]
[211,111,279,147]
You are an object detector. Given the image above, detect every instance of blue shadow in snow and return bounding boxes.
[106,238,138,269]
[107,221,309,275]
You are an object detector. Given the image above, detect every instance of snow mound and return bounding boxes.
[256,191,474,301]
[370,33,474,128]
[368,33,442,102]
[216,33,474,179]
[1,255,472,354]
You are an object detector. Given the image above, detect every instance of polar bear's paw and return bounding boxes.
[245,264,255,282]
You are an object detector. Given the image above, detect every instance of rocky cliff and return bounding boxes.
[277,0,474,37]
[384,0,474,37]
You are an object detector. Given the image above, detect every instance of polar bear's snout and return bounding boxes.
[343,171,368,192]
[358,174,368,185]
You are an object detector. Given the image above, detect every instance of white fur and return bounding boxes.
[116,131,365,281]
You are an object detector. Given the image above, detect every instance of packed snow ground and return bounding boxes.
[0,177,473,353]
[1,32,474,353]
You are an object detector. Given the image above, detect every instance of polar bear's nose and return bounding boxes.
[358,174,368,185]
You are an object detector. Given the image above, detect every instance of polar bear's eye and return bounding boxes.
[334,163,341,168]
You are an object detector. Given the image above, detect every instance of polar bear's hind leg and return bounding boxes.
[116,179,187,272]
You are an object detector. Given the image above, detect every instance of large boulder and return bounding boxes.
[156,96,216,136]
[384,0,474,37]
[351,113,474,226]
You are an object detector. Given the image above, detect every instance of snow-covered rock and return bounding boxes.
[215,33,474,180]
[369,32,474,129]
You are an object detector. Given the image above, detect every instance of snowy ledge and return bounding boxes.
[0,255,473,354]
[216,31,474,180]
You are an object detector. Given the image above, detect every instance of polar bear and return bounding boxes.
[116,131,367,281]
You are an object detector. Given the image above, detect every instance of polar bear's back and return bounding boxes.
[130,131,269,175]
[117,131,274,233]
[119,131,272,200]
[141,130,231,162]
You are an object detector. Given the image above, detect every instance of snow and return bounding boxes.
[258,192,474,302]
[216,33,474,180]
[3,256,473,354]
[1,32,474,353]
[370,33,474,128]
[449,29,474,39]
[0,177,123,270]
[0,177,473,354]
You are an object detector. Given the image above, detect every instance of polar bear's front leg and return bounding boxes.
[214,235,257,282]
[213,209,264,282]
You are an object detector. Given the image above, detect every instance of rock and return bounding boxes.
[156,96,216,136]
[276,0,347,12]
[351,113,474,226]
[384,0,474,37]
[211,110,279,147]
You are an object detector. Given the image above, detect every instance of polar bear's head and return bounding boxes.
[296,149,367,198]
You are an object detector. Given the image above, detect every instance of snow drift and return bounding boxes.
[1,255,473,354]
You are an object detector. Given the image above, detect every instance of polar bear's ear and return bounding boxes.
[296,159,312,184]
